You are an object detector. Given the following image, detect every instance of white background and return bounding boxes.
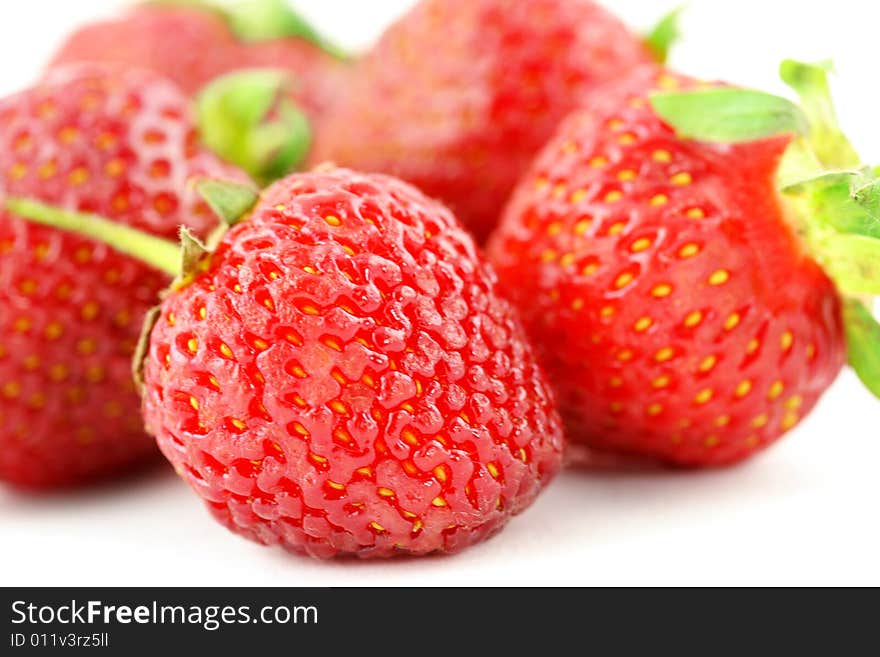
[1,0,879,586]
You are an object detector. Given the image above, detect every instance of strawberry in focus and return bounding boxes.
[145,169,564,557]
[488,64,880,466]
[0,65,248,488]
[311,0,661,242]
[9,167,565,556]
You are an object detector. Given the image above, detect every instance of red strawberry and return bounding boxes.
[311,0,661,242]
[49,5,241,96]
[10,167,564,556]
[488,63,880,466]
[0,65,248,488]
[49,2,349,139]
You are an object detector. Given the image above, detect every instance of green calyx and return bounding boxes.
[146,0,347,59]
[844,300,880,399]
[783,170,880,241]
[779,60,861,169]
[196,178,261,226]
[645,6,684,65]
[650,60,880,400]
[649,60,858,168]
[650,87,809,143]
[197,69,312,186]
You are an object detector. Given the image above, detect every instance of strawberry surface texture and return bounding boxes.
[0,65,245,487]
[141,167,565,558]
[311,0,654,242]
[487,68,846,466]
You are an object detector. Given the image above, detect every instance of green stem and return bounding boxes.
[3,197,180,277]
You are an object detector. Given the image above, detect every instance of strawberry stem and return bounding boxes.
[3,197,180,277]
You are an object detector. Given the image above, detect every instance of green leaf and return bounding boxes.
[850,169,880,220]
[650,88,809,143]
[645,7,684,64]
[814,232,880,295]
[843,299,880,400]
[196,69,312,184]
[784,170,880,239]
[784,169,880,239]
[776,137,825,189]
[779,59,860,169]
[225,0,347,59]
[195,178,260,226]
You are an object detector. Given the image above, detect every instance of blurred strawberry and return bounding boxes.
[311,0,668,242]
[49,4,240,96]
[49,1,349,180]
[488,63,880,467]
[0,65,248,488]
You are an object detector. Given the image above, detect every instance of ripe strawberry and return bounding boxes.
[311,0,661,242]
[0,65,248,488]
[49,1,349,147]
[49,5,241,96]
[488,63,880,466]
[10,167,564,555]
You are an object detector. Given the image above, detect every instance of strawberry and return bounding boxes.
[487,62,880,467]
[49,1,348,101]
[9,167,564,557]
[49,1,349,180]
[0,65,248,488]
[311,0,665,242]
[49,4,240,97]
